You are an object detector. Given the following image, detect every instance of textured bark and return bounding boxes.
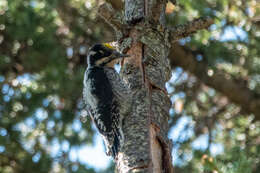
[98,1,216,172]
[118,24,173,172]
[99,0,174,172]
[169,17,213,42]
[125,0,145,24]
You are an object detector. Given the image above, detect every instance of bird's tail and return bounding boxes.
[105,128,124,159]
[111,133,120,159]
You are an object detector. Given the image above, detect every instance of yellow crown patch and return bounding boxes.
[103,43,115,49]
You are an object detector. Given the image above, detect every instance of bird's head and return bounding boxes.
[87,43,129,67]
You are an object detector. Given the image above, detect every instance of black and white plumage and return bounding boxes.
[83,44,130,159]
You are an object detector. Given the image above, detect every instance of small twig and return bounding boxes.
[170,17,214,42]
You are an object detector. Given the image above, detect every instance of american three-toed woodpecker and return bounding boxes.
[83,43,130,159]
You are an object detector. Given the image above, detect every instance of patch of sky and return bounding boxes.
[30,1,37,7]
[209,24,217,31]
[0,75,5,82]
[79,46,87,55]
[50,138,60,157]
[210,143,224,156]
[179,37,191,45]
[192,134,209,150]
[192,134,224,156]
[1,83,14,99]
[17,74,33,86]
[0,146,5,153]
[170,92,185,104]
[172,145,193,166]
[170,119,224,165]
[72,164,79,172]
[8,87,14,97]
[0,128,7,136]
[21,138,36,153]
[165,82,174,93]
[54,110,61,119]
[220,26,248,42]
[221,19,227,26]
[42,98,49,107]
[171,145,180,165]
[26,92,32,99]
[39,135,47,145]
[25,117,36,129]
[69,134,111,170]
[61,140,70,152]
[29,1,45,9]
[169,116,194,166]
[47,120,55,129]
[172,67,184,81]
[72,119,82,132]
[3,95,10,102]
[169,108,174,115]
[166,68,187,94]
[168,116,193,142]
[32,152,41,163]
[13,122,33,136]
[69,147,77,162]
[67,47,73,58]
[196,54,203,61]
[246,7,254,18]
[114,64,121,73]
[2,83,9,94]
[35,108,48,121]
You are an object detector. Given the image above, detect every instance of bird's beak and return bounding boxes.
[101,50,129,67]
[103,42,130,59]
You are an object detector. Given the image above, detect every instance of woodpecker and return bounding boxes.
[83,43,130,159]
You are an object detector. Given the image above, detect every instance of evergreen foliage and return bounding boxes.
[0,0,259,172]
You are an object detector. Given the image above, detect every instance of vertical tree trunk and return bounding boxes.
[115,0,174,172]
[99,0,212,172]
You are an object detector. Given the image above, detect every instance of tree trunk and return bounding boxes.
[115,0,174,172]
[98,0,212,172]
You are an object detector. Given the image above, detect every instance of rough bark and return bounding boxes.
[117,0,173,172]
[99,0,174,172]
[169,17,213,42]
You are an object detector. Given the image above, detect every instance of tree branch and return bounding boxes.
[169,43,260,121]
[98,3,126,39]
[169,17,214,42]
[105,0,124,11]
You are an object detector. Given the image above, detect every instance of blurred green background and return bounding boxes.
[0,0,259,172]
